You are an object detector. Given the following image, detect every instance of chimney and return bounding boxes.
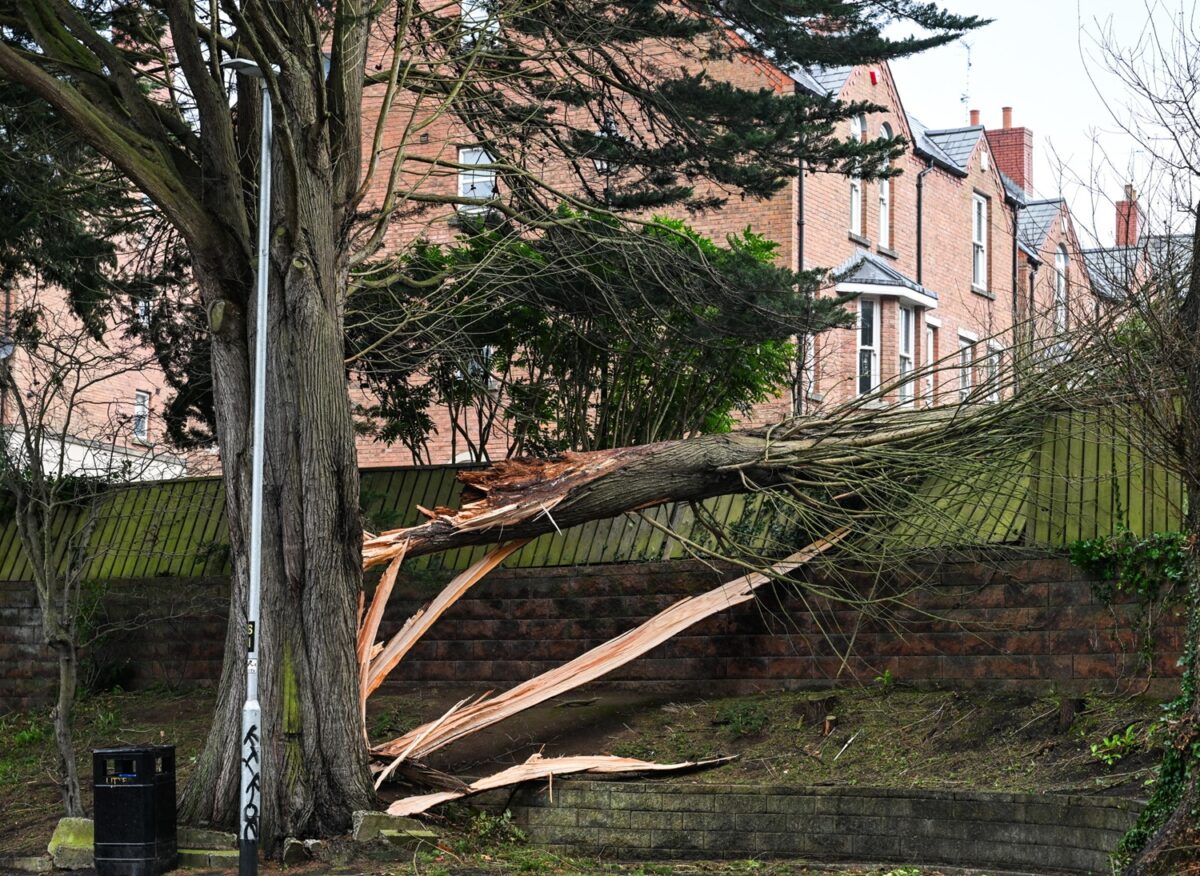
[969,109,980,126]
[984,105,1033,194]
[1116,184,1140,247]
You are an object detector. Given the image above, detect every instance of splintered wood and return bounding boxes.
[356,453,847,804]
[371,529,847,760]
[362,449,636,569]
[357,539,529,709]
[386,753,735,816]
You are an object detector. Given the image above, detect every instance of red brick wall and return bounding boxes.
[0,553,1181,710]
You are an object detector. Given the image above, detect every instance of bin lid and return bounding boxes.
[94,744,175,756]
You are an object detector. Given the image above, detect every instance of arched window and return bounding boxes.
[1054,245,1069,333]
[849,115,865,236]
[878,123,893,248]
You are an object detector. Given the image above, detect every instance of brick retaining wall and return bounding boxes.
[507,780,1141,875]
[0,552,1184,711]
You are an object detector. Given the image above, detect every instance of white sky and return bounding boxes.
[889,0,1188,246]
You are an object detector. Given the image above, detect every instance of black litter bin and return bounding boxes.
[93,746,178,876]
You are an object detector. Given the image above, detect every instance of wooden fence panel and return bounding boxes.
[0,411,1190,584]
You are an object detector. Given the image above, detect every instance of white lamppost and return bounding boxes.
[221,56,274,876]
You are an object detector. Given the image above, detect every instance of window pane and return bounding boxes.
[860,300,873,345]
[859,351,873,394]
[879,179,890,246]
[458,147,497,207]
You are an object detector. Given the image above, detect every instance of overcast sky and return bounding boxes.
[890,0,1189,246]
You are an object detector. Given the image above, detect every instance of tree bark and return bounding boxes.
[363,405,1015,565]
[177,125,373,844]
[51,638,83,818]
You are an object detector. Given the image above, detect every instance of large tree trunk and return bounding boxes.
[363,404,1026,565]
[177,142,373,844]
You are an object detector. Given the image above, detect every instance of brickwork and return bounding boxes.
[0,578,227,712]
[0,582,56,712]
[0,553,1181,711]
[505,780,1140,875]
[986,107,1034,194]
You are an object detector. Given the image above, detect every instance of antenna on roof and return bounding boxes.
[959,39,973,118]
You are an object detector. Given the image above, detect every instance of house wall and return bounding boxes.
[1022,207,1097,340]
[352,21,805,464]
[779,64,1019,412]
[1,276,188,480]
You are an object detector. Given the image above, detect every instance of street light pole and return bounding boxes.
[221,58,274,876]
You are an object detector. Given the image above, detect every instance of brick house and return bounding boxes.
[357,40,1113,465]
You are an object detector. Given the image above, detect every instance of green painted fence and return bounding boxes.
[0,409,1186,583]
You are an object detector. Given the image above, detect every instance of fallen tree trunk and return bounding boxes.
[362,406,1031,566]
[373,528,846,760]
[386,753,735,817]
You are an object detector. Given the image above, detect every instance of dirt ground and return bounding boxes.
[368,683,1163,798]
[0,682,1164,865]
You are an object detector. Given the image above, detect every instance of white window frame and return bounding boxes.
[1028,269,1038,339]
[878,123,892,248]
[972,194,988,290]
[985,343,1002,403]
[457,146,497,213]
[857,298,880,397]
[849,178,863,236]
[133,390,150,442]
[958,332,976,402]
[924,320,938,404]
[461,0,498,44]
[1054,245,1069,334]
[849,115,865,236]
[898,304,914,405]
[878,176,890,247]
